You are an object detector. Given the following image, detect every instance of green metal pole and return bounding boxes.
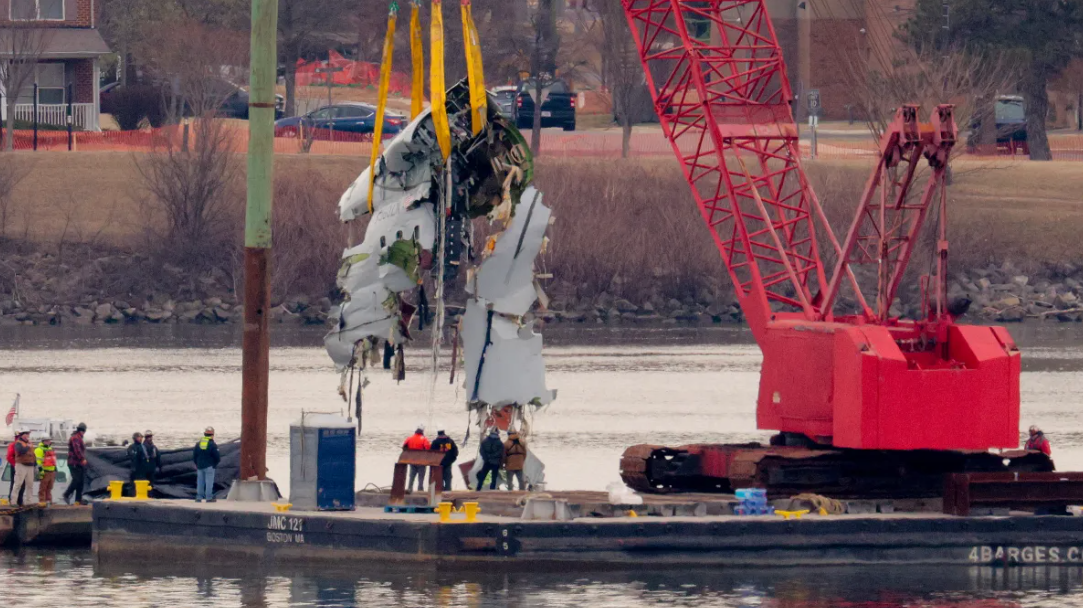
[241,0,278,481]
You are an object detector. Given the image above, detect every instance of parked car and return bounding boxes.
[490,86,518,120]
[98,81,121,101]
[274,102,406,138]
[217,84,285,120]
[967,95,1027,154]
[515,78,576,132]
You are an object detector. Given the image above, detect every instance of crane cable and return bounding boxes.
[461,0,487,135]
[410,0,424,120]
[430,0,452,160]
[367,1,399,214]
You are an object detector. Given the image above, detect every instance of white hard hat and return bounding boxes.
[416,423,425,432]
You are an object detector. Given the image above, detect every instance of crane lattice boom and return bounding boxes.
[620,0,1020,452]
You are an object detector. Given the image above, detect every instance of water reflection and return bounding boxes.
[5,325,1083,605]
[3,549,1083,607]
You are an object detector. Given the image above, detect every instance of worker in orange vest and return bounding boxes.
[402,424,431,493]
[34,437,58,505]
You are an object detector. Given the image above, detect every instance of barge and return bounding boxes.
[91,491,1083,571]
[1,504,91,547]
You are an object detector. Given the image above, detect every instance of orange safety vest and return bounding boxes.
[41,447,57,469]
[403,433,430,450]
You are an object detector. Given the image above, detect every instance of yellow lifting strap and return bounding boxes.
[430,0,452,160]
[410,0,424,120]
[367,2,399,214]
[460,0,487,135]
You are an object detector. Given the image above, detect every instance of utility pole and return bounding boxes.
[240,0,279,485]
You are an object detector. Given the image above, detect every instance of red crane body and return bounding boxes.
[620,0,1020,453]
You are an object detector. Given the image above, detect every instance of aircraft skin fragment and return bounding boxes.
[468,187,550,316]
[325,81,554,425]
[461,299,554,407]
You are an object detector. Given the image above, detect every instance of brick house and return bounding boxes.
[0,0,110,130]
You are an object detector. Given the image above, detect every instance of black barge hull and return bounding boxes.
[92,500,1083,570]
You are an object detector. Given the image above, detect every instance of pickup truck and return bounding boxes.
[515,78,576,132]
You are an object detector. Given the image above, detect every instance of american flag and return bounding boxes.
[4,394,18,427]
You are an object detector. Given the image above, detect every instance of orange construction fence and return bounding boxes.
[7,125,1083,161]
[295,50,412,97]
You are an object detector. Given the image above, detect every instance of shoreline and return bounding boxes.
[2,259,1081,329]
[0,320,1080,352]
[5,156,1083,334]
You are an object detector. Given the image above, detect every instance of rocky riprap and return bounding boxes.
[1,248,1082,327]
[0,296,335,327]
[0,248,334,328]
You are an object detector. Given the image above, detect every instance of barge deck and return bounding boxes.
[92,494,1083,570]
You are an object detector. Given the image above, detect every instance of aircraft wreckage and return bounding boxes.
[325,80,554,488]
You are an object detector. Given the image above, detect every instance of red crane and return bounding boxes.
[618,0,1047,495]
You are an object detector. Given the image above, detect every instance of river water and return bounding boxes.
[3,323,1083,606]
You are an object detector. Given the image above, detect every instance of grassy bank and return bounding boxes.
[2,151,1083,312]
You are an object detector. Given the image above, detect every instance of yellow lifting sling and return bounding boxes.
[367,2,399,213]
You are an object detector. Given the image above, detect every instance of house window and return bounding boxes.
[15,63,66,105]
[36,63,66,104]
[11,0,64,20]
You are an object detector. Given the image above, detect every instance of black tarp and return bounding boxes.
[85,440,241,499]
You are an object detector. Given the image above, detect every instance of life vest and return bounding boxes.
[199,435,212,450]
[1026,434,1051,455]
[35,444,57,471]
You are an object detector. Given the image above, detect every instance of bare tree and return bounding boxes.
[0,153,31,236]
[594,0,653,158]
[134,118,240,264]
[98,0,166,86]
[133,21,243,264]
[837,43,1019,152]
[528,0,560,155]
[477,0,594,155]
[278,0,357,117]
[0,26,53,151]
[138,20,250,122]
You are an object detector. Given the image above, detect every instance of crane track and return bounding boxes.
[620,443,1056,498]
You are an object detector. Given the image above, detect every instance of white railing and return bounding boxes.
[10,103,98,130]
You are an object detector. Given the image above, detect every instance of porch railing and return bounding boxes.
[8,103,99,131]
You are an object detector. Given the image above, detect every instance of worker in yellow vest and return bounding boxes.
[192,427,220,502]
[34,437,58,505]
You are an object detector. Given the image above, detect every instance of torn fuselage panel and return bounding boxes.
[467,186,550,317]
[461,299,555,408]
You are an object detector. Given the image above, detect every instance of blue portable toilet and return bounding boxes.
[289,414,356,511]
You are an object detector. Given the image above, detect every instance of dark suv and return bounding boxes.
[968,95,1027,154]
[515,78,576,132]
